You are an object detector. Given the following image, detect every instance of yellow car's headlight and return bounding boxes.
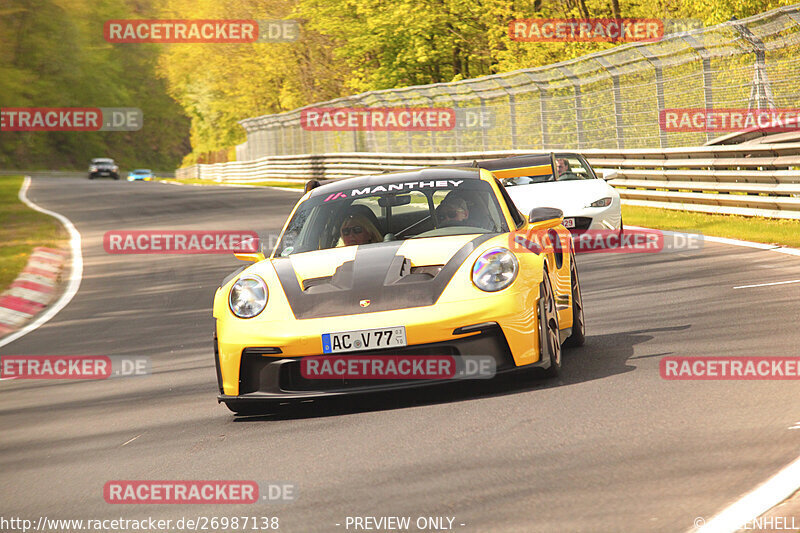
[472,248,518,292]
[229,275,268,318]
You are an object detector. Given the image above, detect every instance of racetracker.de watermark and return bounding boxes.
[104,19,299,43]
[300,107,498,131]
[301,355,496,380]
[103,231,259,254]
[662,18,704,33]
[660,108,800,132]
[103,481,296,504]
[509,18,663,42]
[1,108,142,132]
[508,228,704,254]
[0,356,149,379]
[661,357,800,380]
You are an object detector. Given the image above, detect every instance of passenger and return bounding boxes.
[340,213,383,246]
[437,195,470,227]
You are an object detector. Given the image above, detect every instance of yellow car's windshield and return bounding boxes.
[275,178,508,256]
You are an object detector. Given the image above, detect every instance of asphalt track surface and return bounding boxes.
[1,176,799,533]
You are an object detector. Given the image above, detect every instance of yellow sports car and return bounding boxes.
[213,167,585,414]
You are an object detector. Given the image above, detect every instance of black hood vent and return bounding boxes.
[274,235,492,319]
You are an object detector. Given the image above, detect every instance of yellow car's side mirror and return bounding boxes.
[527,207,564,229]
[234,237,266,262]
[234,251,266,262]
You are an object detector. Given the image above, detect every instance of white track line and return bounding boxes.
[698,235,781,250]
[734,279,800,289]
[0,176,83,351]
[626,225,799,254]
[694,455,800,533]
[628,225,800,530]
[628,225,800,291]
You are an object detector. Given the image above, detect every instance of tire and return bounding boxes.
[564,252,586,348]
[539,271,562,377]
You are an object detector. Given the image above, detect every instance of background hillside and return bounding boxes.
[0,0,794,169]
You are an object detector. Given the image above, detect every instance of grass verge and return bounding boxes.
[622,204,800,248]
[0,176,67,292]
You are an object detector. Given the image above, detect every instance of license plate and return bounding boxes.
[322,326,407,354]
[562,217,575,228]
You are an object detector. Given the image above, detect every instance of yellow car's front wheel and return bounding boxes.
[564,252,585,348]
[539,270,562,378]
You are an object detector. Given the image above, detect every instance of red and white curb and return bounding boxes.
[0,176,83,350]
[0,247,66,336]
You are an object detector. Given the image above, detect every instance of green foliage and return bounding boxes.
[1,0,795,166]
[0,0,190,170]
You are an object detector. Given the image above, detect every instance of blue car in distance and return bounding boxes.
[127,169,154,181]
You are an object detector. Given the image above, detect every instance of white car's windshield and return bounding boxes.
[501,155,595,186]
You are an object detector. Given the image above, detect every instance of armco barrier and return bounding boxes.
[176,142,800,219]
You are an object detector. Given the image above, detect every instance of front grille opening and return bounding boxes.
[410,265,443,277]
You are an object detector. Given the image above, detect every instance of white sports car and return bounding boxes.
[477,153,622,234]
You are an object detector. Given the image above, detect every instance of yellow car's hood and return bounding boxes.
[282,234,480,279]
[260,234,493,320]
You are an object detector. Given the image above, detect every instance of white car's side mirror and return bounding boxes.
[600,170,618,181]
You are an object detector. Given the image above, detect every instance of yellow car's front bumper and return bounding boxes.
[215,289,545,399]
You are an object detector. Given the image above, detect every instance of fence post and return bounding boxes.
[635,46,668,149]
[556,65,584,149]
[421,90,438,154]
[459,84,489,152]
[439,84,462,154]
[518,72,549,150]
[593,56,624,149]
[730,21,775,111]
[493,77,518,150]
[681,34,714,144]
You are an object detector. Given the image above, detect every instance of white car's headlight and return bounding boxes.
[229,275,268,318]
[472,248,519,292]
[89,166,98,172]
[587,197,612,208]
